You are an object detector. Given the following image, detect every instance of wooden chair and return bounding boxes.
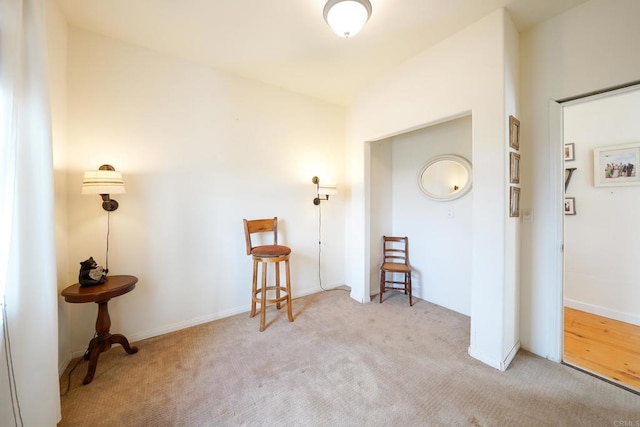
[379,236,412,306]
[243,217,294,331]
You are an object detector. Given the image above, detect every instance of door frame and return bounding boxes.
[549,99,563,363]
[555,83,640,363]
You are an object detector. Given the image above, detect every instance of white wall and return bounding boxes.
[64,28,347,356]
[351,9,520,369]
[393,117,473,315]
[369,139,392,292]
[369,116,473,315]
[46,0,71,376]
[563,88,640,326]
[520,0,640,360]
[502,7,520,360]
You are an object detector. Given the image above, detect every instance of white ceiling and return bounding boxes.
[55,0,588,106]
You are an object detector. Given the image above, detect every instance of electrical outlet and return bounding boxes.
[447,208,454,219]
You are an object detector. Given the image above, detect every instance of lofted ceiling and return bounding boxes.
[55,0,589,106]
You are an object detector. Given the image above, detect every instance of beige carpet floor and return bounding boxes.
[59,289,640,426]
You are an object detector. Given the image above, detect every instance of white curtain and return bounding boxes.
[0,0,61,425]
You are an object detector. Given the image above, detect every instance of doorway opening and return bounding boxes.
[560,84,640,393]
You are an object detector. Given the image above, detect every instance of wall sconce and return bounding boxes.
[82,164,126,211]
[312,176,337,205]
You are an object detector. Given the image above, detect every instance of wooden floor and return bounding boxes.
[564,307,640,391]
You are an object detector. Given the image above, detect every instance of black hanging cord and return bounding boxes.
[60,333,95,397]
[60,357,83,397]
[105,210,111,271]
[3,297,24,427]
[318,203,325,290]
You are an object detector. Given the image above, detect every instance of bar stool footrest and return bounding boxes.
[252,285,290,305]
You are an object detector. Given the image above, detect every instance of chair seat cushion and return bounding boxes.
[381,262,410,273]
[251,245,291,257]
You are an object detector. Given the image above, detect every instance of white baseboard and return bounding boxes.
[501,341,521,371]
[467,346,501,370]
[68,304,251,359]
[467,340,521,372]
[59,355,72,378]
[351,289,370,304]
[564,298,640,326]
[66,285,341,360]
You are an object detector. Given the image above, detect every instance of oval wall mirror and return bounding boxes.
[417,155,472,201]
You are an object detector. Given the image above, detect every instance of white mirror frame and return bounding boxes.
[417,154,473,201]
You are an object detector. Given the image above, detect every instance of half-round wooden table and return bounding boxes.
[61,275,139,385]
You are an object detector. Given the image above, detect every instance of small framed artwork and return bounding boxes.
[564,197,576,215]
[509,186,520,217]
[593,142,640,187]
[509,115,520,150]
[510,152,520,184]
[564,143,575,161]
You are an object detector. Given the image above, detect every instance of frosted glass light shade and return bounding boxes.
[82,169,126,195]
[323,0,372,38]
[318,184,338,196]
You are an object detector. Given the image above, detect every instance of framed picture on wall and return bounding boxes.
[593,142,640,187]
[509,115,520,150]
[564,197,576,215]
[509,186,520,217]
[510,152,520,184]
[564,143,575,161]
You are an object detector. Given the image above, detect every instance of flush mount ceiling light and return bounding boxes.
[323,0,372,38]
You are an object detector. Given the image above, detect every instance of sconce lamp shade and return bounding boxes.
[82,164,125,211]
[312,176,338,205]
[318,184,338,196]
[323,0,372,38]
[82,166,126,195]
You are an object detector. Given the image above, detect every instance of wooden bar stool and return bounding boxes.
[243,217,294,331]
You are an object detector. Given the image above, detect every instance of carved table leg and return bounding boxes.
[84,336,97,360]
[83,343,101,385]
[110,334,138,354]
[82,299,137,385]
